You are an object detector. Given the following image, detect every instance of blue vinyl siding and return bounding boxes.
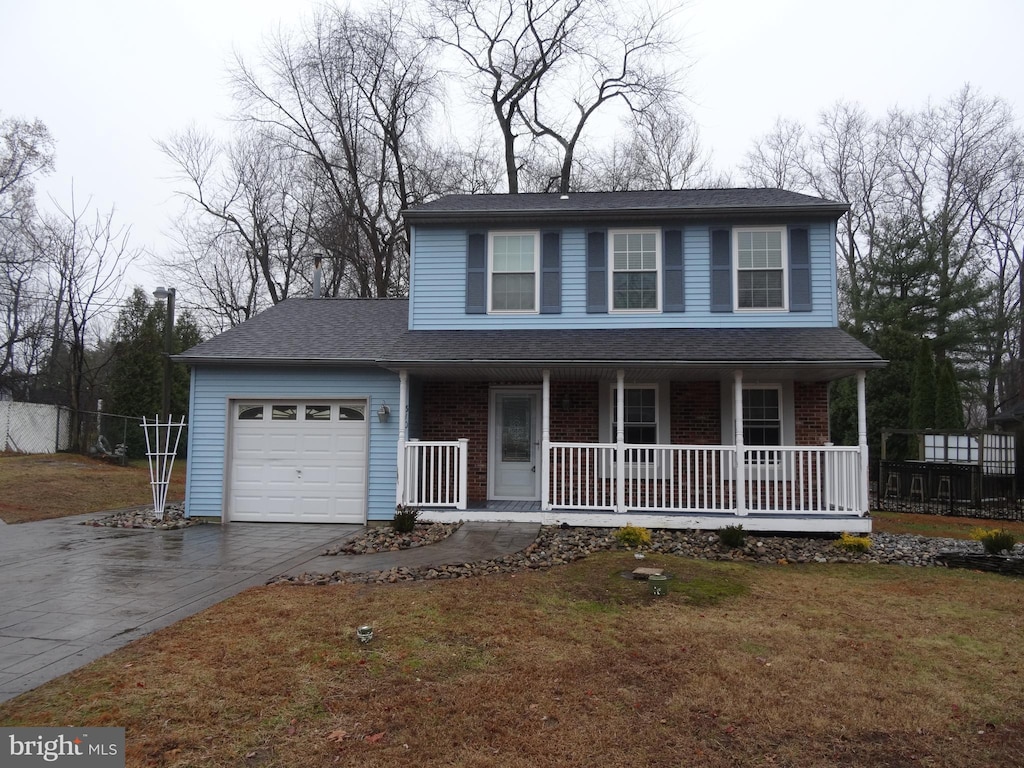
[410,223,838,329]
[185,366,400,522]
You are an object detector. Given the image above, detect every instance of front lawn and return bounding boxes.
[871,510,1024,540]
[2,553,1022,767]
[0,453,185,523]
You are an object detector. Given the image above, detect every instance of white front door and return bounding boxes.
[491,389,541,500]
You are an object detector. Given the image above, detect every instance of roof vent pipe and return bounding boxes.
[312,253,323,298]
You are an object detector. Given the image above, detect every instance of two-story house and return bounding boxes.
[177,190,884,533]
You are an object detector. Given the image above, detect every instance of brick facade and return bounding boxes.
[670,381,721,444]
[794,381,830,445]
[420,382,490,502]
[549,381,599,443]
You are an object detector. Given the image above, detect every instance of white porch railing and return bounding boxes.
[547,442,863,515]
[741,446,862,514]
[401,439,468,510]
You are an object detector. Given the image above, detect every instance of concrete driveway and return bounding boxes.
[0,513,360,704]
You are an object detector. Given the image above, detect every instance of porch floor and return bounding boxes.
[421,500,872,534]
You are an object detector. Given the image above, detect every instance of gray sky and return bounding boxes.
[2,0,1023,297]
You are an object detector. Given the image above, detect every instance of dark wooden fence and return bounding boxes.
[877,459,1021,520]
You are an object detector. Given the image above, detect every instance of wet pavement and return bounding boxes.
[0,515,540,704]
[0,514,360,704]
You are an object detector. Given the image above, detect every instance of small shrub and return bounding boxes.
[971,527,1017,555]
[614,524,651,548]
[836,532,871,553]
[392,504,420,533]
[718,524,746,549]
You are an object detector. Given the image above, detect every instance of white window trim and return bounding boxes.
[488,231,540,314]
[733,226,788,312]
[608,228,662,313]
[742,384,784,471]
[600,383,666,478]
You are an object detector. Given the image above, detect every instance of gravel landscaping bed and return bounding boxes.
[322,521,462,555]
[84,503,201,530]
[273,526,1023,586]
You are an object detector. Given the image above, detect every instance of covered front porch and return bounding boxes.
[391,366,871,534]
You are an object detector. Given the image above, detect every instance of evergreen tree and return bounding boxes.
[935,358,965,430]
[106,289,165,456]
[830,326,920,462]
[909,339,936,430]
[171,309,203,421]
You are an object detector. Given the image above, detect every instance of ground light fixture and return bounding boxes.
[357,625,374,643]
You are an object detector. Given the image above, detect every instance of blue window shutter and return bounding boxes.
[710,228,732,313]
[586,230,607,314]
[465,231,486,314]
[789,226,812,312]
[663,228,684,312]
[540,231,562,314]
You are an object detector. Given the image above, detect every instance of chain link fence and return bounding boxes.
[1,401,187,462]
[80,409,188,463]
[0,401,73,453]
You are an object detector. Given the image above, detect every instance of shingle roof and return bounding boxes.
[403,189,849,224]
[178,299,884,370]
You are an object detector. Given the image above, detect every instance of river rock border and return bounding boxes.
[271,526,1022,586]
[84,503,201,530]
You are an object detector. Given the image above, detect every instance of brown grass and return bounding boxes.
[872,510,1024,540]
[2,553,1023,767]
[0,452,185,523]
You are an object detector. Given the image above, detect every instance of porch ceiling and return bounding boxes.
[389,362,870,382]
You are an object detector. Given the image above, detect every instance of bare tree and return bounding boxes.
[741,117,808,190]
[882,86,1020,358]
[39,189,136,447]
[584,103,713,190]
[0,114,55,393]
[429,0,682,193]
[231,2,439,297]
[159,125,318,318]
[0,114,54,222]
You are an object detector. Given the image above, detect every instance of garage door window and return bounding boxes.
[272,405,297,420]
[237,404,264,420]
[305,405,331,421]
[339,405,365,420]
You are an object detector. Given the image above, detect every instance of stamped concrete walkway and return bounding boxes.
[0,515,537,704]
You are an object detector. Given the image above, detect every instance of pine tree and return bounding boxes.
[909,339,936,430]
[935,358,965,430]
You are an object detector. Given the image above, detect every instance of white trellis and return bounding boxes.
[143,415,187,520]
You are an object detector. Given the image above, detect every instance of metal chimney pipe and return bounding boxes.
[312,253,323,299]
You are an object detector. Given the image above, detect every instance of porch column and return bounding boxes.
[733,370,747,516]
[542,369,551,511]
[396,369,408,507]
[857,369,869,514]
[616,369,626,513]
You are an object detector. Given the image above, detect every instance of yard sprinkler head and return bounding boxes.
[356,625,374,643]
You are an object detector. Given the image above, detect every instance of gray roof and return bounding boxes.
[178,299,884,375]
[403,189,849,225]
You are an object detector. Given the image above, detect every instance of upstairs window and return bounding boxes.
[735,228,787,310]
[610,230,660,311]
[489,232,539,313]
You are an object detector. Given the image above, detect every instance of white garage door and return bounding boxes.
[229,400,368,523]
